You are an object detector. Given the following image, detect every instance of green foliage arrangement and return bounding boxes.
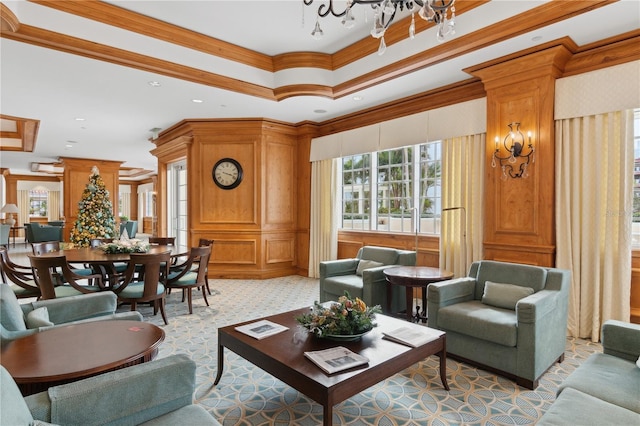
[296,292,382,338]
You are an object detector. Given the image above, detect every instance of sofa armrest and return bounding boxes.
[516,290,558,324]
[427,277,476,306]
[601,320,640,361]
[26,354,198,425]
[320,258,359,278]
[30,292,118,324]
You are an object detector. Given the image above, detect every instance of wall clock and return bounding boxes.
[212,158,243,190]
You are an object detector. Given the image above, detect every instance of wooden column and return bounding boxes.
[59,158,123,241]
[467,46,572,267]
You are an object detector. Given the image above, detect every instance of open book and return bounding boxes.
[235,320,289,340]
[382,326,441,348]
[304,346,369,374]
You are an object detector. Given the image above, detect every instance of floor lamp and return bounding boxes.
[442,206,466,276]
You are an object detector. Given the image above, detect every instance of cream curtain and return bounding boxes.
[18,190,29,226]
[555,110,634,342]
[439,134,486,278]
[308,158,340,278]
[120,196,131,219]
[47,191,61,221]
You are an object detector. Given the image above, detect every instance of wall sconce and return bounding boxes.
[491,122,535,179]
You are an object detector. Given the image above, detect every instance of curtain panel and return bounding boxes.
[555,110,634,341]
[47,191,61,221]
[440,134,486,277]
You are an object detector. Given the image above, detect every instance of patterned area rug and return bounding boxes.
[125,275,601,426]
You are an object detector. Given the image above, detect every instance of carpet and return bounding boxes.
[125,275,601,426]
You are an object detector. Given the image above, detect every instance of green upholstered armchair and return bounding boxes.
[0,224,10,248]
[119,220,138,238]
[0,283,142,348]
[320,246,416,314]
[1,354,220,425]
[427,260,570,389]
[24,223,63,243]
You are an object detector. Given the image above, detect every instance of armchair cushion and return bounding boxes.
[0,284,28,332]
[481,281,534,310]
[356,260,383,276]
[26,307,53,329]
[438,300,518,347]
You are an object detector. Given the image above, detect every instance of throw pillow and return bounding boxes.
[26,307,54,329]
[481,281,534,310]
[356,260,384,276]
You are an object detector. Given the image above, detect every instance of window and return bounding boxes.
[29,190,48,217]
[341,141,442,235]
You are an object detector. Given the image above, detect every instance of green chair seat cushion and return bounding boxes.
[167,271,198,287]
[118,282,165,299]
[113,263,128,273]
[558,353,640,413]
[53,286,98,298]
[71,268,96,276]
[9,283,39,297]
[537,387,640,426]
[438,300,518,347]
[322,275,364,299]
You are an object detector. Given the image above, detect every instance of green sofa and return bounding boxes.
[319,245,416,314]
[1,354,220,425]
[537,320,640,425]
[427,260,570,389]
[24,222,63,243]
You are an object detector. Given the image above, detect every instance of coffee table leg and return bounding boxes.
[214,344,224,385]
[323,404,333,426]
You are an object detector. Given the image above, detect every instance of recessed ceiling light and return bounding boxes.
[314,109,327,114]
[65,144,73,148]
[148,81,161,87]
[192,99,204,103]
[353,96,363,101]
[75,117,85,121]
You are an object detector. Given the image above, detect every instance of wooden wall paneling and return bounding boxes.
[631,251,640,324]
[294,124,318,276]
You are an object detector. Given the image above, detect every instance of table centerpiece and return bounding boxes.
[296,291,382,341]
[100,238,149,254]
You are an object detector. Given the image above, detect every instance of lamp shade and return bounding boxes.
[1,204,19,214]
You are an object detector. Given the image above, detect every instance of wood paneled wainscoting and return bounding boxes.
[631,251,640,324]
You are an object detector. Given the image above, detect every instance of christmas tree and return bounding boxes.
[70,166,117,247]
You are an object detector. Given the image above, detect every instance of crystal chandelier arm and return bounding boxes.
[304,0,347,18]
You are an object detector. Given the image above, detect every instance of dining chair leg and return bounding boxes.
[205,276,211,295]
[181,288,186,303]
[130,301,137,312]
[187,289,193,314]
[159,298,168,325]
[201,285,209,307]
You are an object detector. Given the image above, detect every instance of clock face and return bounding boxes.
[212,158,243,189]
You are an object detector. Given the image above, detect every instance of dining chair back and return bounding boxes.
[114,251,171,324]
[32,241,97,285]
[149,237,175,245]
[28,254,103,300]
[166,246,211,314]
[0,247,40,299]
[197,239,213,295]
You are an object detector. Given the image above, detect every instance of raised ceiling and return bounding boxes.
[0,0,638,180]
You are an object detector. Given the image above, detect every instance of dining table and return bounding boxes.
[36,245,180,287]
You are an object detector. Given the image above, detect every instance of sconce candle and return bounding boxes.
[491,122,535,180]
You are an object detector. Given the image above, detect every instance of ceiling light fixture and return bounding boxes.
[305,0,456,55]
[192,99,203,103]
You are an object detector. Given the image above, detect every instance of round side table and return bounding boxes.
[383,266,454,322]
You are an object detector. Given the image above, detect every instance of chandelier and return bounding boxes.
[304,0,456,55]
[491,122,535,180]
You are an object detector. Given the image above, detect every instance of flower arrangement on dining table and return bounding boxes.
[296,291,382,338]
[99,238,149,254]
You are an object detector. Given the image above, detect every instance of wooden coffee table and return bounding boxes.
[215,308,448,426]
[0,320,164,395]
[384,266,454,322]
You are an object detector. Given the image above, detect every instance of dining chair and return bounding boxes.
[198,238,213,295]
[89,238,128,282]
[31,241,98,286]
[28,254,104,300]
[149,237,175,245]
[113,251,171,325]
[0,247,41,299]
[166,245,211,314]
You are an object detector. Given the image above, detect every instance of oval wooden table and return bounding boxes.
[383,266,454,322]
[0,320,164,396]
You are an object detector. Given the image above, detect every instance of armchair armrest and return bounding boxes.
[601,320,640,361]
[320,258,359,278]
[427,277,476,307]
[26,354,198,425]
[29,292,119,323]
[361,266,391,308]
[516,290,559,324]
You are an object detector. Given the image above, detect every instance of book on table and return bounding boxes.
[234,320,289,340]
[304,346,369,374]
[382,326,441,348]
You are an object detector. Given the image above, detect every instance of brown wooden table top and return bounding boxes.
[216,307,447,425]
[0,320,164,384]
[383,265,454,287]
[37,245,177,263]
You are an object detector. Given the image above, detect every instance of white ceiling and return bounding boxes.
[1,0,639,179]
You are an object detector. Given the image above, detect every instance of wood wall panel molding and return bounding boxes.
[0,2,19,32]
[563,29,640,76]
[265,238,295,264]
[210,239,257,265]
[264,138,296,227]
